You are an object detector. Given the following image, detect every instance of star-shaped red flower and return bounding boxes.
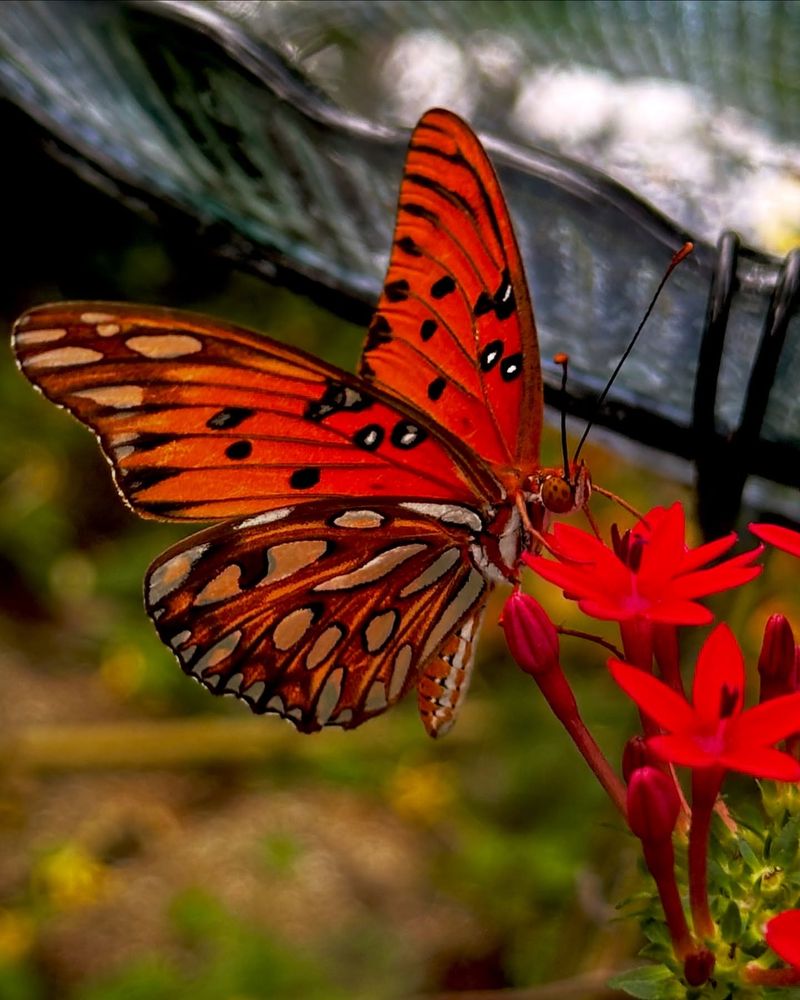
[609,624,800,780]
[525,503,761,625]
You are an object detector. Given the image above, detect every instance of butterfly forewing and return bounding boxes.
[145,500,490,732]
[361,108,542,476]
[13,303,500,521]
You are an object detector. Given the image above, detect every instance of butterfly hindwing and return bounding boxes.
[13,303,500,522]
[145,499,491,732]
[361,108,542,475]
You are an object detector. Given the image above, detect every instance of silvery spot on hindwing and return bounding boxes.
[144,500,490,732]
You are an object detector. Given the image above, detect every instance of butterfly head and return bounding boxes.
[536,461,592,515]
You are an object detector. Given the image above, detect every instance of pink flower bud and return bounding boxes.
[758,614,798,702]
[627,766,680,843]
[500,591,559,676]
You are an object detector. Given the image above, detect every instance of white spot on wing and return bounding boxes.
[244,680,266,704]
[24,347,103,368]
[260,540,328,586]
[169,630,191,648]
[223,672,244,693]
[196,630,242,672]
[400,502,482,532]
[97,324,121,336]
[195,564,242,606]
[365,680,388,713]
[421,568,486,661]
[316,668,343,725]
[148,543,209,604]
[332,510,384,529]
[389,644,414,700]
[81,311,114,323]
[15,327,67,344]
[315,544,426,591]
[364,610,398,653]
[306,625,345,669]
[125,334,203,358]
[237,508,292,530]
[400,548,460,596]
[73,385,144,408]
[273,607,316,650]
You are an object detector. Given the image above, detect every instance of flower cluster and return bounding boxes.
[504,504,800,994]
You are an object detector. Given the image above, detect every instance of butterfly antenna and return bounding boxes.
[572,241,694,465]
[553,352,571,483]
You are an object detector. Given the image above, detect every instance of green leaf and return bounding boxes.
[607,964,677,999]
[737,836,761,872]
[720,899,742,940]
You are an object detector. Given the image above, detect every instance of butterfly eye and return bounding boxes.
[541,475,576,514]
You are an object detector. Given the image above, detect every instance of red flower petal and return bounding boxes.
[647,733,721,768]
[608,660,696,731]
[646,601,713,625]
[727,691,800,746]
[678,532,737,572]
[692,624,744,728]
[765,910,800,967]
[750,523,800,558]
[717,746,800,781]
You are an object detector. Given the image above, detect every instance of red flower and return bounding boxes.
[751,522,800,558]
[608,624,800,780]
[765,910,800,967]
[525,503,761,625]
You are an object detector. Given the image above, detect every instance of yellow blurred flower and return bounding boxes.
[34,843,108,911]
[0,910,35,962]
[388,762,457,824]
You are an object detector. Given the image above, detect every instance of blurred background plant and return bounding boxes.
[0,2,798,998]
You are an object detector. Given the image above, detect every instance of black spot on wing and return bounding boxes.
[207,406,254,430]
[431,276,456,299]
[353,424,385,451]
[123,467,181,493]
[365,315,392,352]
[427,377,446,401]
[290,467,321,489]
[500,353,523,381]
[390,420,428,449]
[396,236,423,257]
[420,319,437,342]
[225,440,252,460]
[384,279,410,302]
[479,340,504,372]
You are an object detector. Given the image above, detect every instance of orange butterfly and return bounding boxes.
[12,109,590,737]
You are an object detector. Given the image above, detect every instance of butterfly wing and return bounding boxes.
[361,108,542,476]
[145,499,490,734]
[13,303,501,521]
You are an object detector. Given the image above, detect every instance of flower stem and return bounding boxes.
[536,668,627,815]
[743,965,800,986]
[641,837,695,959]
[653,624,684,695]
[689,768,723,939]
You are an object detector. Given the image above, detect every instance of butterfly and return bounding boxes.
[12,108,591,738]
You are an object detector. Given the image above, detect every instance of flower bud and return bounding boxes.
[627,766,680,843]
[500,591,559,676]
[622,736,654,781]
[684,949,715,986]
[758,614,798,702]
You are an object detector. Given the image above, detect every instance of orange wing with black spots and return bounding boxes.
[12,302,501,521]
[10,108,549,738]
[361,108,542,477]
[145,499,489,736]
